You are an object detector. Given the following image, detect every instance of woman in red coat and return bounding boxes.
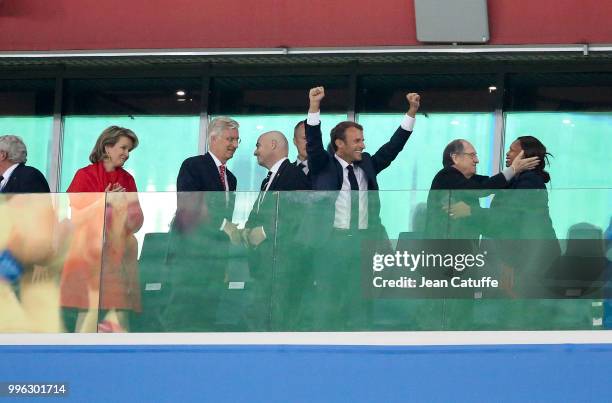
[61,126,143,332]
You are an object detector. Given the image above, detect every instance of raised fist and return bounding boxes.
[406,93,420,111]
[309,87,325,103]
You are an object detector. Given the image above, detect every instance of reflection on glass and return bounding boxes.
[0,194,67,332]
[0,189,608,333]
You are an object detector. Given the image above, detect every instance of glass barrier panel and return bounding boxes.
[3,188,609,333]
[104,191,276,332]
[0,193,107,333]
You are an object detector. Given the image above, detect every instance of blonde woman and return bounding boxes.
[61,126,143,332]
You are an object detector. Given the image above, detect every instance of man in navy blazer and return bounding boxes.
[167,116,241,331]
[0,135,50,194]
[304,86,420,330]
[305,86,420,236]
[175,116,240,240]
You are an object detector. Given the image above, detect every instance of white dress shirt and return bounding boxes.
[0,163,19,191]
[257,157,287,212]
[333,155,369,230]
[306,111,415,230]
[209,151,229,191]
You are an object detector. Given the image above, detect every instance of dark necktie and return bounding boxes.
[347,165,359,229]
[257,171,273,212]
[218,164,227,190]
[297,162,308,175]
[260,171,273,191]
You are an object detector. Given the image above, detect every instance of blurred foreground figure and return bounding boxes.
[0,193,60,332]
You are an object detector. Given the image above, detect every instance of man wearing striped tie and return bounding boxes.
[169,116,241,331]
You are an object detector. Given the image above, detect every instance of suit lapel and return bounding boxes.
[333,158,343,190]
[257,160,286,212]
[268,159,289,191]
[1,164,22,193]
[356,157,378,191]
[203,153,224,191]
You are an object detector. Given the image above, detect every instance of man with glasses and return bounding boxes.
[425,138,539,240]
[169,116,241,331]
[176,116,241,239]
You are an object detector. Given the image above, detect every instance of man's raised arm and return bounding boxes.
[371,92,421,174]
[305,87,330,173]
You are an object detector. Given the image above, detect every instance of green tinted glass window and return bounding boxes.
[358,113,496,238]
[61,116,200,191]
[0,116,53,177]
[505,112,612,239]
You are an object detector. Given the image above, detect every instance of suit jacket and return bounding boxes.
[245,159,310,278]
[173,152,237,243]
[424,165,508,239]
[293,159,310,177]
[487,170,558,240]
[246,159,310,232]
[1,164,50,193]
[305,122,412,237]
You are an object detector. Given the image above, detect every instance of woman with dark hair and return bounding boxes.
[61,126,143,332]
[487,135,561,301]
[505,136,552,187]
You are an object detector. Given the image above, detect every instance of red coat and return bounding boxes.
[61,162,143,311]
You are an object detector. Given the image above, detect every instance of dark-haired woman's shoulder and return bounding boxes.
[512,170,547,190]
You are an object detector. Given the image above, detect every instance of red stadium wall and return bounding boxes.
[0,0,610,51]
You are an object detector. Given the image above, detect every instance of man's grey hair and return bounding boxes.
[0,135,27,164]
[208,116,239,142]
[442,139,466,168]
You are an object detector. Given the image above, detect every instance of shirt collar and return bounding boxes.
[1,163,19,186]
[269,157,287,175]
[296,157,308,166]
[209,152,224,168]
[334,153,352,170]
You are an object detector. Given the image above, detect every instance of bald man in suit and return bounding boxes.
[244,130,310,330]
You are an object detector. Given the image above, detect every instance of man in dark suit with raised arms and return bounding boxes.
[304,86,421,330]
